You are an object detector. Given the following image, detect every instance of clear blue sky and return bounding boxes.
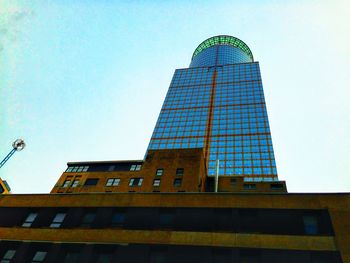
[1,0,349,193]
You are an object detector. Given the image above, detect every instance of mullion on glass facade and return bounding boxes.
[148,35,278,181]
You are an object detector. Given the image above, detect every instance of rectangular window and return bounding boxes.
[230,178,237,185]
[149,249,166,263]
[62,180,71,188]
[50,213,66,228]
[65,166,89,173]
[106,178,120,187]
[96,253,112,263]
[63,252,80,263]
[71,180,79,188]
[22,212,38,227]
[156,169,164,176]
[81,212,96,227]
[76,166,85,172]
[130,164,142,171]
[66,167,74,173]
[212,249,232,263]
[1,250,16,263]
[111,210,126,227]
[243,184,256,190]
[84,178,99,186]
[129,178,143,186]
[270,183,284,190]
[153,179,161,187]
[176,168,184,176]
[303,215,318,235]
[159,209,174,228]
[173,178,182,187]
[239,250,260,263]
[31,251,47,263]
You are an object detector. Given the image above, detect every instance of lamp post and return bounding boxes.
[0,139,26,169]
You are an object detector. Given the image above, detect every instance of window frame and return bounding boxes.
[0,249,16,263]
[31,251,47,263]
[80,211,96,228]
[66,166,89,173]
[71,179,80,188]
[155,169,164,176]
[111,210,126,227]
[153,179,161,187]
[130,164,142,171]
[84,178,99,186]
[129,178,143,187]
[176,168,184,176]
[50,212,67,228]
[106,178,121,187]
[62,180,71,188]
[243,183,256,190]
[22,212,38,227]
[173,178,182,187]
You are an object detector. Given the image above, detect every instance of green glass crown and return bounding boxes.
[192,35,254,61]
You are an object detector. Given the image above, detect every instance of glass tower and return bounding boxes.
[147,35,278,181]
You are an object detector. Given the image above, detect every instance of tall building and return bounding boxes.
[0,35,349,263]
[148,35,278,181]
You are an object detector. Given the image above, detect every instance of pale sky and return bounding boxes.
[1,0,349,193]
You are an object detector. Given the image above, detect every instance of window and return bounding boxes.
[31,251,47,263]
[96,253,112,263]
[159,209,174,228]
[106,178,120,187]
[270,183,284,190]
[153,179,161,187]
[212,249,231,263]
[78,166,88,172]
[130,164,142,171]
[111,210,126,227]
[71,180,79,188]
[176,168,184,176]
[303,215,318,234]
[50,213,66,228]
[108,165,115,172]
[66,166,89,173]
[1,250,16,263]
[129,178,143,186]
[62,180,71,188]
[155,169,164,176]
[240,249,260,263]
[22,212,38,227]
[81,212,96,227]
[63,252,80,263]
[149,248,166,263]
[243,184,256,190]
[84,178,99,186]
[173,178,182,187]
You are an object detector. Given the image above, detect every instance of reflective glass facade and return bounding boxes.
[190,45,252,67]
[147,36,278,181]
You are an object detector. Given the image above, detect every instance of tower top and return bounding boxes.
[192,35,254,62]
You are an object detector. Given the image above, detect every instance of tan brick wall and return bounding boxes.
[51,148,206,194]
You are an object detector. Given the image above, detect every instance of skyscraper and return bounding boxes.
[0,35,349,263]
[148,35,278,181]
